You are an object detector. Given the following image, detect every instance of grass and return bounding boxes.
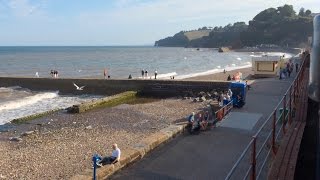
[72,91,161,113]
[11,109,60,125]
[184,30,211,41]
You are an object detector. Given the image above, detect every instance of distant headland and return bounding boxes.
[155,4,314,48]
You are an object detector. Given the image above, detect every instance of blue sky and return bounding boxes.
[0,0,319,46]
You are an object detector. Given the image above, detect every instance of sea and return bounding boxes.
[0,46,293,126]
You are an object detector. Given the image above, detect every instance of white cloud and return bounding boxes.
[3,0,46,17]
[77,0,319,28]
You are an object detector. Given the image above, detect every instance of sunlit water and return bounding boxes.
[0,46,293,125]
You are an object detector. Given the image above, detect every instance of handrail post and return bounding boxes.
[272,110,277,155]
[289,87,292,125]
[282,94,286,135]
[251,136,257,180]
[293,79,297,106]
[222,106,225,119]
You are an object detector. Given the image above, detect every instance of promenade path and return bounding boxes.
[111,73,297,180]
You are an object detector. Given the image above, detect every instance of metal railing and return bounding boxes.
[213,100,233,123]
[225,53,309,180]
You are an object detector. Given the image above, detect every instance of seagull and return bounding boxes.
[73,82,85,90]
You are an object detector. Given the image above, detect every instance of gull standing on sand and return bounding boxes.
[73,82,85,90]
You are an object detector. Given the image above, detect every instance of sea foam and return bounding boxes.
[0,89,101,125]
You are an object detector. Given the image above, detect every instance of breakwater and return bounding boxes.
[0,77,230,96]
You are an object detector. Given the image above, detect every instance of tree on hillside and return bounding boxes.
[305,9,312,16]
[155,4,312,48]
[298,8,305,16]
[277,4,296,17]
[253,8,277,21]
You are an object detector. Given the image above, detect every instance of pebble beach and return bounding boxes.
[0,98,208,179]
[0,68,252,179]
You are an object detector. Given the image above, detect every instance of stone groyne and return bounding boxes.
[67,91,137,113]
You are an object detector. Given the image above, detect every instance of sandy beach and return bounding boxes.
[0,67,254,179]
[185,67,253,81]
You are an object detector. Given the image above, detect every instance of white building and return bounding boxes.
[252,55,289,77]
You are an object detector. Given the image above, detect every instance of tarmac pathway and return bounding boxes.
[111,72,297,180]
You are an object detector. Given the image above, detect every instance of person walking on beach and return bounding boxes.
[141,69,144,79]
[35,72,39,78]
[145,70,148,78]
[104,68,107,79]
[288,68,291,77]
[154,70,158,79]
[227,74,231,81]
[295,63,299,73]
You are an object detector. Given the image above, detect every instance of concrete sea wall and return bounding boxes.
[0,77,230,96]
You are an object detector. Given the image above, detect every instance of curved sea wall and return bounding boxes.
[0,77,230,96]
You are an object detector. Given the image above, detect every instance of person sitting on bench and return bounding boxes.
[97,144,121,167]
[200,111,209,130]
[191,114,201,133]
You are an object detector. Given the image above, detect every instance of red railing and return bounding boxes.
[214,100,233,123]
[225,53,309,180]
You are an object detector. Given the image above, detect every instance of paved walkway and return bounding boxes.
[111,73,297,180]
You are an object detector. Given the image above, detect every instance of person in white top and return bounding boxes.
[97,143,121,166]
[227,89,233,98]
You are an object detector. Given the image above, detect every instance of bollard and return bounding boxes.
[92,154,100,180]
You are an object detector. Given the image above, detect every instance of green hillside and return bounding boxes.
[155,4,313,48]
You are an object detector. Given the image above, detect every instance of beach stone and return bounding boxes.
[0,174,6,179]
[198,91,206,97]
[21,130,35,137]
[183,97,188,100]
[193,98,200,102]
[200,96,206,102]
[85,125,93,130]
[9,136,23,142]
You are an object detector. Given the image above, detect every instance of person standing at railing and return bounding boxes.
[228,89,233,98]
